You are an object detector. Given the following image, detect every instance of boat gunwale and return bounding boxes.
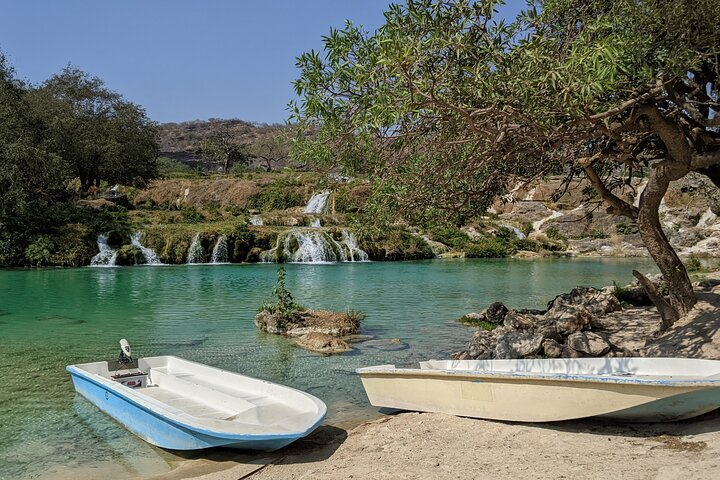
[67,356,326,441]
[355,366,720,388]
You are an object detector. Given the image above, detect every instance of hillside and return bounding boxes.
[156,119,293,171]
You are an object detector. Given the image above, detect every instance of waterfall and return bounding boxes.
[187,233,204,264]
[249,215,263,226]
[304,191,331,214]
[260,229,369,263]
[90,234,117,267]
[500,224,526,240]
[211,235,229,263]
[341,230,369,261]
[130,231,162,265]
[310,218,321,228]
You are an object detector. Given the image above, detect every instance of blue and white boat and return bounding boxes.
[67,349,326,451]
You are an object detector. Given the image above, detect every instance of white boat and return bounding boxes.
[67,354,326,450]
[357,358,720,422]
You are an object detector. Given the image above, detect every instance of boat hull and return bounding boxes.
[358,359,720,423]
[68,359,325,451]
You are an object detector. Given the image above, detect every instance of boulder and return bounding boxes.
[451,350,473,360]
[296,332,350,354]
[547,286,622,316]
[542,339,563,358]
[483,302,509,324]
[468,330,497,359]
[535,318,562,341]
[493,331,544,359]
[550,306,593,335]
[566,331,611,357]
[503,310,536,331]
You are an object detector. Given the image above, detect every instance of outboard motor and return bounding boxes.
[119,338,133,366]
[111,338,147,388]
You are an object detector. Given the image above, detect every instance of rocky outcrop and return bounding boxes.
[456,287,623,360]
[255,309,361,337]
[457,278,720,361]
[295,332,351,354]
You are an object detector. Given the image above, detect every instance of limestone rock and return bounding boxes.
[550,306,593,335]
[494,332,544,359]
[535,318,562,341]
[296,332,350,354]
[468,330,497,359]
[548,286,622,316]
[542,339,563,358]
[566,331,611,357]
[482,302,509,324]
[255,309,361,336]
[503,310,536,331]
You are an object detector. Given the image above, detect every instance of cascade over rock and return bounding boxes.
[90,234,117,267]
[211,235,228,263]
[304,191,331,214]
[260,229,369,263]
[130,231,162,265]
[187,233,204,264]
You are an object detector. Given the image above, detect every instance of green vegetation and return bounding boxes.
[685,255,703,273]
[458,315,498,331]
[248,178,306,211]
[196,132,248,174]
[615,222,635,235]
[0,54,157,267]
[259,267,306,321]
[291,0,720,324]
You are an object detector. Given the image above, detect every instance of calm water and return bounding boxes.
[0,258,655,479]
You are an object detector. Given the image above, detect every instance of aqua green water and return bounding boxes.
[0,258,655,479]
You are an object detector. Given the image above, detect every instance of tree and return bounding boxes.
[196,132,249,173]
[248,126,291,171]
[291,0,720,328]
[28,66,159,191]
[0,54,67,230]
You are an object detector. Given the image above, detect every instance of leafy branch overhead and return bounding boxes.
[290,0,720,326]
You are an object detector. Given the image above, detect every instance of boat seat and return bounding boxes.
[152,366,277,406]
[148,368,258,418]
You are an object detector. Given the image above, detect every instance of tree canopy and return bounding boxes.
[291,0,720,324]
[28,66,158,191]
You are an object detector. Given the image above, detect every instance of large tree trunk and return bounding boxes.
[636,164,696,328]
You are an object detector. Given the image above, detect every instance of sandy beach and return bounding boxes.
[141,409,720,480]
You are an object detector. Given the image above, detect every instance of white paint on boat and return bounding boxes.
[357,358,720,423]
[67,355,326,450]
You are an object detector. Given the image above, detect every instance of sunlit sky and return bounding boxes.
[0,0,524,124]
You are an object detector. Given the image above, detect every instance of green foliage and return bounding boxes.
[290,0,720,300]
[590,229,608,239]
[248,178,305,211]
[465,238,510,258]
[521,221,534,236]
[615,222,634,235]
[260,267,305,321]
[544,226,566,241]
[0,233,24,267]
[196,133,249,174]
[458,316,498,331]
[25,235,54,267]
[685,255,702,272]
[157,156,194,177]
[180,207,205,223]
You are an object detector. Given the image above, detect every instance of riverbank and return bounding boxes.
[147,278,720,480]
[151,410,720,480]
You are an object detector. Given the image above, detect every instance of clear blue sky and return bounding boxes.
[0,1,524,124]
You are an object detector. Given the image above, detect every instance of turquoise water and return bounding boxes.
[0,258,655,479]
